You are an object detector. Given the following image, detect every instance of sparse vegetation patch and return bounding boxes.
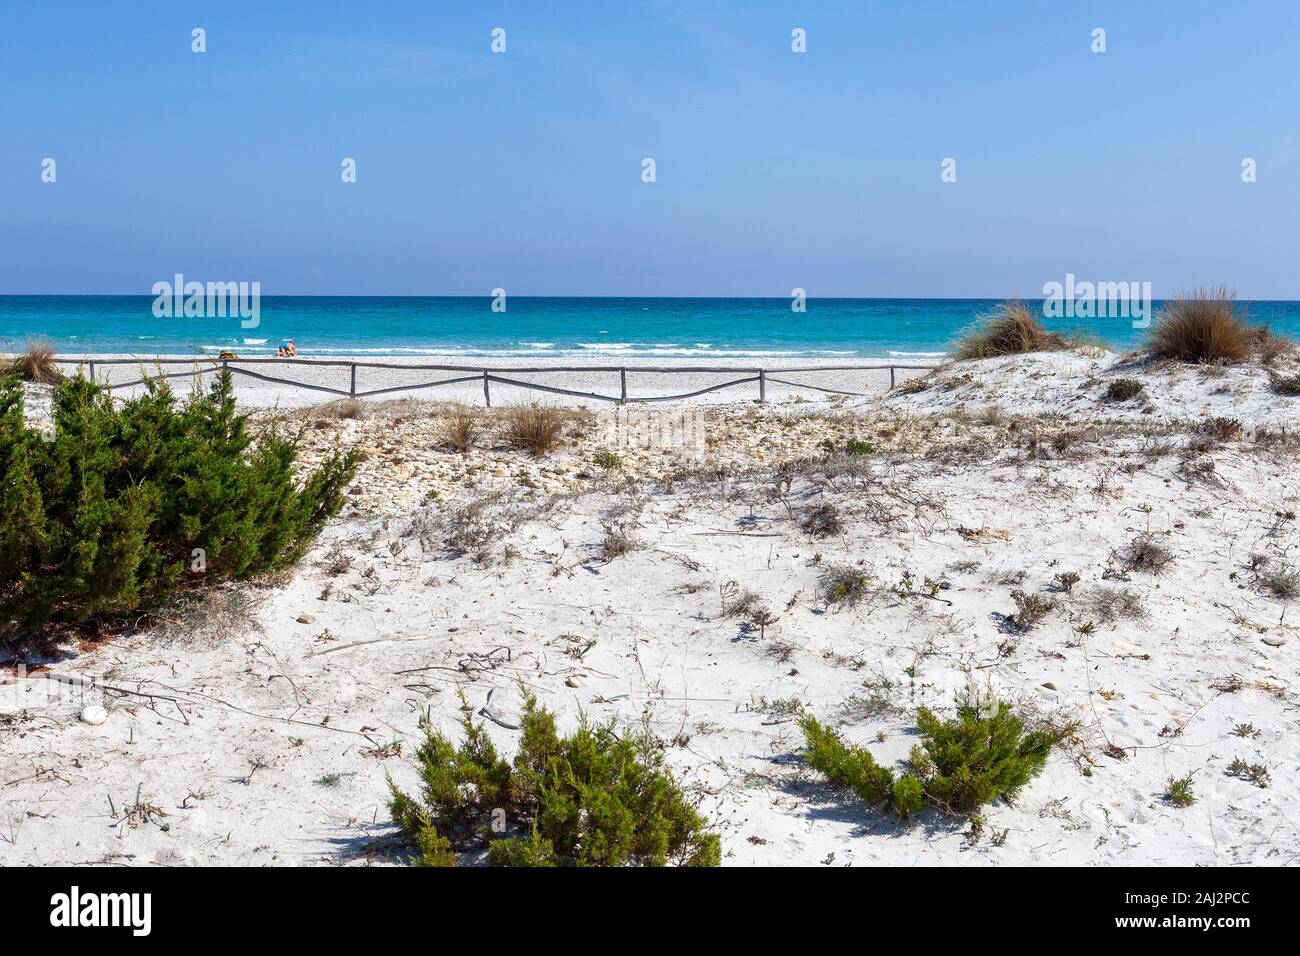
[801,691,1071,819]
[388,690,721,866]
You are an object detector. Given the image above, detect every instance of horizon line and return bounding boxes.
[5,293,1300,303]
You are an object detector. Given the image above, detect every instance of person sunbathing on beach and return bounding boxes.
[276,339,297,357]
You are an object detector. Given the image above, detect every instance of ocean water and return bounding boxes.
[4,296,1300,360]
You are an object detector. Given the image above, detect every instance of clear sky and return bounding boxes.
[3,1,1298,297]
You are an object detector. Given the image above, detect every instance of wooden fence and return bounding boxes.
[52,357,932,406]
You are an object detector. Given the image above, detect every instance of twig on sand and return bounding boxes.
[690,530,784,538]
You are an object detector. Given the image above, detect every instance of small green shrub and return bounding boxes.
[1272,372,1300,396]
[1227,756,1270,788]
[0,370,355,643]
[388,690,721,867]
[1164,773,1196,807]
[1104,378,1145,402]
[821,564,870,605]
[820,437,875,456]
[801,690,1071,818]
[592,448,623,470]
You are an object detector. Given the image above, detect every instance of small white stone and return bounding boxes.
[565,676,582,688]
[1262,635,1288,647]
[297,612,316,624]
[80,705,108,725]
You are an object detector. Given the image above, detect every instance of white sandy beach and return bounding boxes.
[3,348,1299,866]
[67,353,935,410]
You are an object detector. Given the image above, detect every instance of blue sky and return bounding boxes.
[3,1,1299,297]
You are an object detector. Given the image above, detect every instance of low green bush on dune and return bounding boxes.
[801,690,1072,819]
[388,690,721,867]
[0,369,355,643]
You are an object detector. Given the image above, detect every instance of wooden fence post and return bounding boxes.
[350,364,357,398]
[620,368,627,404]
[482,370,491,408]
[758,369,766,403]
[88,361,95,383]
[889,365,896,389]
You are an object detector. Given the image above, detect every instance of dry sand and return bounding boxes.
[3,348,1299,866]
[70,353,933,409]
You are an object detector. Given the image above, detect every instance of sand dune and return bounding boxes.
[3,349,1298,866]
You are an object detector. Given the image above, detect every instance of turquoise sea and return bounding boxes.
[4,296,1300,360]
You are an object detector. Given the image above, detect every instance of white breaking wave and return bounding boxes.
[195,342,876,359]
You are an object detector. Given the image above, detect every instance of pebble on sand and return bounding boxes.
[80,705,108,725]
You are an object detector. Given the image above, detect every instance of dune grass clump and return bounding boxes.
[1118,533,1173,575]
[799,501,843,537]
[502,402,566,457]
[387,690,721,867]
[2,337,62,385]
[1261,564,1299,601]
[952,301,1068,361]
[1146,288,1260,364]
[1104,378,1145,402]
[597,521,638,561]
[316,398,365,420]
[1272,372,1300,396]
[1251,327,1297,366]
[820,564,871,606]
[801,690,1071,819]
[439,404,481,453]
[0,369,355,643]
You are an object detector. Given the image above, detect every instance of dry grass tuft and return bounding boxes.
[1146,288,1259,364]
[3,337,63,384]
[1249,326,1297,366]
[1271,372,1300,396]
[720,581,766,618]
[798,501,843,537]
[439,404,481,453]
[1082,586,1147,623]
[314,398,366,420]
[597,522,638,561]
[1118,533,1173,575]
[952,301,1068,360]
[154,587,265,645]
[502,402,566,456]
